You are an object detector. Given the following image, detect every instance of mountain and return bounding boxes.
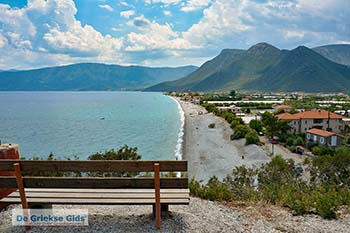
[0,63,197,91]
[146,43,350,93]
[313,44,350,66]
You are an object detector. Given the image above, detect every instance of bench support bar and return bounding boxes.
[14,163,31,231]
[154,163,161,229]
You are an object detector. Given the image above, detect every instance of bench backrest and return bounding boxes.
[0,160,188,189]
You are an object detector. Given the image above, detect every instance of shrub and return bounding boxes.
[293,137,304,146]
[233,125,250,139]
[230,119,241,129]
[208,123,215,128]
[311,146,335,156]
[202,103,217,113]
[249,119,263,132]
[190,155,350,219]
[245,130,260,145]
[223,112,236,124]
[286,137,294,146]
[88,145,141,177]
[314,189,340,219]
[189,177,232,201]
[224,166,257,201]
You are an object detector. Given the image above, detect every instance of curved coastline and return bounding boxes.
[167,95,185,161]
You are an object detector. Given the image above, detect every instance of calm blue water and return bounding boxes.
[0,92,181,160]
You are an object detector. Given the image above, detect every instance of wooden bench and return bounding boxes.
[0,160,189,230]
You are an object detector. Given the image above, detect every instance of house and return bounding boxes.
[217,106,242,114]
[277,110,344,134]
[273,104,293,112]
[306,128,343,147]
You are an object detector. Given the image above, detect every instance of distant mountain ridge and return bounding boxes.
[0,63,197,91]
[313,44,350,66]
[146,43,350,93]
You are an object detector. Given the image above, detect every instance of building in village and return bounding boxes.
[277,110,344,134]
[306,128,343,147]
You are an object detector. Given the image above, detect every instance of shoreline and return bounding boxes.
[167,95,185,161]
[176,98,271,183]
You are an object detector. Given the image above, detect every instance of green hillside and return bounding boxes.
[313,44,350,66]
[0,63,197,91]
[146,43,350,93]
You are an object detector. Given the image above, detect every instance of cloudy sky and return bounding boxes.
[0,0,349,69]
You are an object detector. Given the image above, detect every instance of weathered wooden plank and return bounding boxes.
[7,192,189,199]
[0,177,188,189]
[0,160,187,172]
[24,188,189,193]
[0,197,190,205]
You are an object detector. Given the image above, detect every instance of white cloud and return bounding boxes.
[98,4,114,12]
[120,1,131,7]
[0,34,6,48]
[120,10,135,19]
[0,0,123,68]
[183,0,350,49]
[183,0,252,47]
[163,10,172,16]
[125,15,194,51]
[143,0,182,5]
[0,0,349,69]
[181,0,211,12]
[285,30,305,39]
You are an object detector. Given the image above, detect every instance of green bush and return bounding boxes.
[88,145,141,177]
[293,137,304,146]
[245,130,260,145]
[190,155,350,219]
[189,177,232,201]
[233,125,250,139]
[286,137,294,146]
[208,123,215,128]
[311,146,335,156]
[230,119,241,129]
[249,119,263,132]
[314,189,340,219]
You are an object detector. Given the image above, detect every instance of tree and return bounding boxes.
[261,112,279,137]
[229,90,236,97]
[262,112,291,138]
[277,120,291,135]
[245,130,260,145]
[233,125,250,139]
[230,119,242,129]
[249,119,263,132]
[89,145,141,177]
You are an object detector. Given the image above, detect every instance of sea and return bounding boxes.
[0,92,184,160]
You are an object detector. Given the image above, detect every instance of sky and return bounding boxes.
[0,0,349,70]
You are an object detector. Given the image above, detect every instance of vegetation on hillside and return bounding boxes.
[190,149,350,219]
[0,63,197,91]
[201,102,261,145]
[147,43,350,92]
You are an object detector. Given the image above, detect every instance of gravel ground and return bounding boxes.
[1,198,349,233]
[178,99,270,183]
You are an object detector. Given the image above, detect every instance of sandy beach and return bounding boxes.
[176,98,270,183]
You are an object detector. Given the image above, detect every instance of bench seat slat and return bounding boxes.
[7,192,189,199]
[0,197,190,205]
[23,188,189,193]
[0,177,188,189]
[0,160,187,172]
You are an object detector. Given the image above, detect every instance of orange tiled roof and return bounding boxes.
[277,113,299,120]
[307,128,336,137]
[277,110,343,120]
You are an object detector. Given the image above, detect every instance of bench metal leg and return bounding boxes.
[154,163,161,229]
[14,163,31,232]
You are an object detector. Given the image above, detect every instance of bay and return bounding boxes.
[0,91,181,160]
